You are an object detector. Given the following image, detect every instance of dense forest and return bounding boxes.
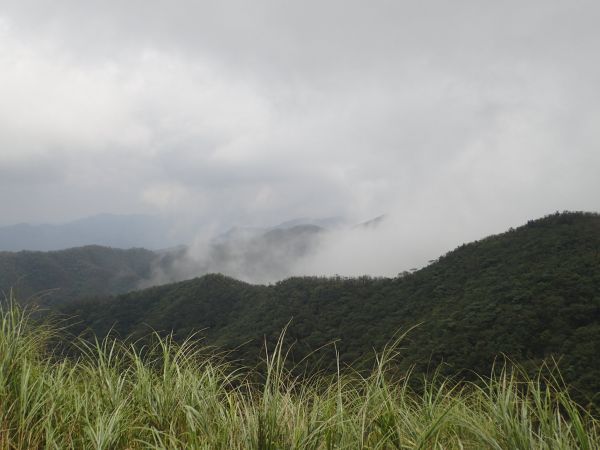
[0,246,160,304]
[57,211,600,407]
[3,301,598,448]
[0,223,329,300]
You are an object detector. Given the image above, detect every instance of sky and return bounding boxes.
[1,1,599,275]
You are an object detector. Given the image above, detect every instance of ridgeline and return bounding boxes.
[0,246,159,305]
[57,211,600,407]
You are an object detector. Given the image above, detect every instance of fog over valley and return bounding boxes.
[1,4,600,446]
[1,0,599,279]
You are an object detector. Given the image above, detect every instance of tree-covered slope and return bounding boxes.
[59,212,600,405]
[0,223,327,304]
[0,245,161,304]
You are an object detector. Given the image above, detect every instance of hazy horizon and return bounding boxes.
[1,1,599,277]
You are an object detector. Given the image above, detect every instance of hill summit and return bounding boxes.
[60,211,600,406]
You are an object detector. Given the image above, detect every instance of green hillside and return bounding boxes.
[0,245,160,305]
[59,212,600,406]
[0,223,327,304]
[3,302,598,448]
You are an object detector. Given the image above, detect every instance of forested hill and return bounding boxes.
[60,212,600,405]
[0,246,161,304]
[0,224,328,300]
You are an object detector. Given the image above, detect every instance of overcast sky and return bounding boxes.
[1,1,599,265]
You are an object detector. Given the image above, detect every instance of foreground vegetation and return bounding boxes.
[1,301,598,449]
[62,211,600,407]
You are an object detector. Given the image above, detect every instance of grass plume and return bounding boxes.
[0,297,598,449]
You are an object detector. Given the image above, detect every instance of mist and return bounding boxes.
[0,1,599,280]
[139,207,545,286]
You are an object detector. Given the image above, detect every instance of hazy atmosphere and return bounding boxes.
[1,1,599,279]
[1,5,600,446]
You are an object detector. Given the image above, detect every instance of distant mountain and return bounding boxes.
[154,224,327,284]
[210,224,324,281]
[59,211,600,406]
[0,221,329,302]
[355,214,386,229]
[148,216,356,284]
[0,213,348,255]
[272,216,347,230]
[0,214,184,251]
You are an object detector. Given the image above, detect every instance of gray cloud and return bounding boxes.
[0,1,599,275]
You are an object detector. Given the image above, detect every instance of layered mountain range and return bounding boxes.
[0,216,350,302]
[2,211,599,406]
[52,211,600,406]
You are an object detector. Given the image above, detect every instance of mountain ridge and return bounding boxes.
[57,211,600,405]
[0,214,182,251]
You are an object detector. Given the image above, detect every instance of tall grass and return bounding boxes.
[0,298,598,449]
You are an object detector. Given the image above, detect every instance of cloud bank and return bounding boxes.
[0,1,599,277]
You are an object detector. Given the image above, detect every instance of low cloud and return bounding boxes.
[0,1,598,277]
